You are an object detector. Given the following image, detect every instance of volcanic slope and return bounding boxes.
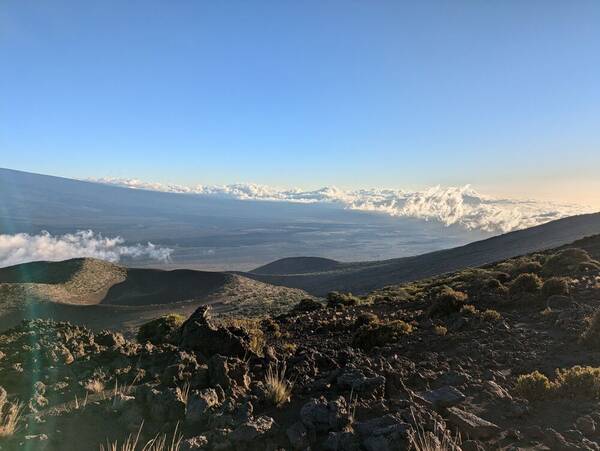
[0,258,311,332]
[245,212,600,295]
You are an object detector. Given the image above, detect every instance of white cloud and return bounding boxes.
[91,177,593,233]
[0,230,173,268]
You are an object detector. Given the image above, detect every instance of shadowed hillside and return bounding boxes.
[242,212,600,295]
[251,256,341,275]
[0,258,312,332]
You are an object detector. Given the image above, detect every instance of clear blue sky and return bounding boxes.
[1,1,599,206]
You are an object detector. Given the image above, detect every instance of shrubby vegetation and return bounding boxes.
[541,277,570,299]
[326,291,360,308]
[509,273,542,298]
[353,319,413,350]
[542,248,600,277]
[580,309,600,348]
[427,286,469,317]
[136,313,186,345]
[515,366,600,401]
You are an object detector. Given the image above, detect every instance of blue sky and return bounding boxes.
[1,1,599,206]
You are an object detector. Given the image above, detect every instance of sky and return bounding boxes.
[1,1,599,208]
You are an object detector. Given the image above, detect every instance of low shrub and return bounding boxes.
[543,248,599,277]
[514,371,553,401]
[514,260,543,275]
[541,277,570,299]
[428,287,469,318]
[293,298,323,312]
[555,366,600,398]
[481,309,502,321]
[327,291,360,308]
[509,273,542,298]
[137,313,186,345]
[580,309,600,348]
[499,257,542,276]
[353,320,413,351]
[354,312,379,327]
[260,318,281,337]
[460,304,478,316]
[515,366,600,401]
[434,325,448,336]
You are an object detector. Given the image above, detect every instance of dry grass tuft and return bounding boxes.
[407,409,461,450]
[85,378,105,394]
[0,400,23,438]
[99,422,182,451]
[264,364,293,407]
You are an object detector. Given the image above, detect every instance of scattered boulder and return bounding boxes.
[300,397,352,434]
[229,415,275,449]
[417,386,465,409]
[446,407,500,439]
[337,368,386,397]
[287,421,310,450]
[186,388,220,423]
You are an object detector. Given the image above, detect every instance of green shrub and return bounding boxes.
[514,371,553,401]
[428,287,469,317]
[354,312,379,327]
[515,260,543,275]
[482,309,502,321]
[509,273,542,297]
[260,318,281,337]
[137,313,185,345]
[515,366,600,401]
[327,291,359,308]
[293,298,323,312]
[499,258,542,276]
[542,248,598,276]
[353,320,413,351]
[460,304,478,316]
[555,366,600,398]
[434,325,447,336]
[541,277,570,299]
[580,310,600,348]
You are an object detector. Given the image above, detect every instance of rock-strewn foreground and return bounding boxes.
[1,235,600,450]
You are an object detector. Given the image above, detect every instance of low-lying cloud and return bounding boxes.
[0,230,173,268]
[92,177,592,233]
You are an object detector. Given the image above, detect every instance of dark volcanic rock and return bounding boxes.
[179,306,255,358]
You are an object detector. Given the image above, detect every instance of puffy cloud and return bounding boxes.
[91,178,592,233]
[0,230,173,268]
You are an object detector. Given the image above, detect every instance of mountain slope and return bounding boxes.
[0,167,490,269]
[0,258,311,332]
[251,256,341,275]
[242,212,600,295]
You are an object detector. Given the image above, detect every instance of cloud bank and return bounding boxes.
[0,230,173,268]
[92,177,592,233]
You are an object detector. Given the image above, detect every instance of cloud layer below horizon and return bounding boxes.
[92,177,592,234]
[0,230,173,268]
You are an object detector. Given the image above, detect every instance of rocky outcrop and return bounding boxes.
[178,306,255,359]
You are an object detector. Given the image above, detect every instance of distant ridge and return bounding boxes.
[240,212,600,295]
[251,257,341,275]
